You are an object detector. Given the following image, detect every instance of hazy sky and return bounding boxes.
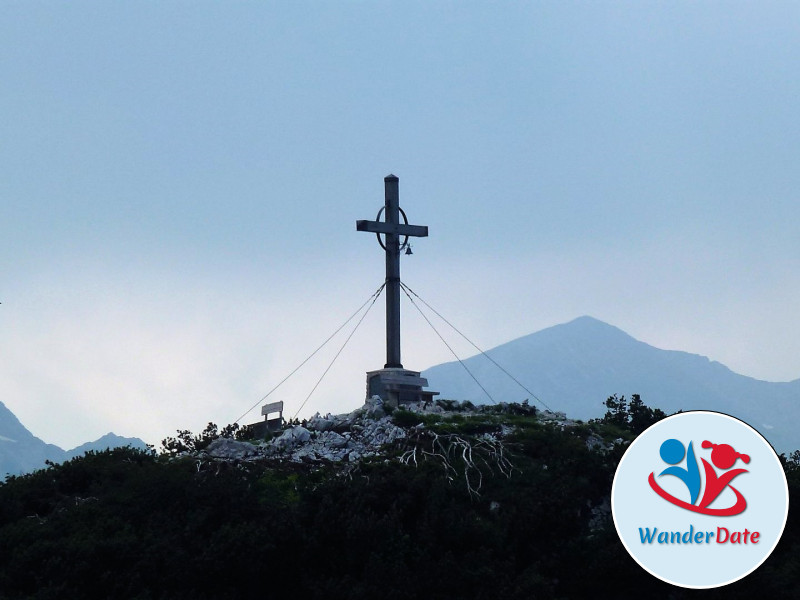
[2,2,799,449]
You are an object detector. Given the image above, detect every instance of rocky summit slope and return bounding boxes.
[190,396,593,481]
[204,397,411,464]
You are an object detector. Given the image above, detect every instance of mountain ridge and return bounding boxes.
[422,316,800,453]
[1,400,148,478]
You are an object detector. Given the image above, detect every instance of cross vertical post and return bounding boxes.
[357,174,429,369]
[384,175,402,368]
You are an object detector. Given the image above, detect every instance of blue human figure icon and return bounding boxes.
[658,439,701,505]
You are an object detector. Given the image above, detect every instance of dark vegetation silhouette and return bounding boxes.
[0,396,796,599]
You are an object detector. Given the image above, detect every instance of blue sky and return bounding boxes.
[2,2,799,449]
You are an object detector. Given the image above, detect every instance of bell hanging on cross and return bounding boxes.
[405,244,413,255]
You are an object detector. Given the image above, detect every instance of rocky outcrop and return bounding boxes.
[267,412,407,463]
[192,397,584,468]
[192,398,410,465]
[206,438,260,460]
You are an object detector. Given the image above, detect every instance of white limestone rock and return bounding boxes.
[364,395,386,420]
[359,417,406,447]
[307,414,336,432]
[273,426,312,452]
[539,410,568,422]
[405,401,443,415]
[317,431,348,449]
[585,434,613,452]
[206,438,258,460]
[589,497,611,531]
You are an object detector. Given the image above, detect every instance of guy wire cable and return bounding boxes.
[292,283,384,419]
[233,282,386,425]
[401,281,553,412]
[400,283,496,404]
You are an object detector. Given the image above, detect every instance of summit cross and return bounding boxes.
[356,174,428,369]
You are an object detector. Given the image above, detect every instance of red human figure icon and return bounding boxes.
[698,441,750,511]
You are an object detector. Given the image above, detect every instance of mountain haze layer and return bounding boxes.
[423,316,800,453]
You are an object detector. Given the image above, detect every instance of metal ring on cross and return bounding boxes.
[374,206,411,252]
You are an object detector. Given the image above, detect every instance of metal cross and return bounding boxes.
[356,174,428,368]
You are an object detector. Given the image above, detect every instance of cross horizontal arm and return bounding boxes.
[356,220,429,237]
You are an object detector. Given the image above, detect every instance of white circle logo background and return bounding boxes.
[611,411,788,589]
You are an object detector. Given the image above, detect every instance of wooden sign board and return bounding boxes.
[261,401,284,416]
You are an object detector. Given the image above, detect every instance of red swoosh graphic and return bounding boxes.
[648,472,747,516]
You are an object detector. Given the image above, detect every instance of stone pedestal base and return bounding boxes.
[365,368,438,408]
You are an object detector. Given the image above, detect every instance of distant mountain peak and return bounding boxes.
[1,404,148,478]
[423,317,800,453]
[565,315,608,326]
[66,433,149,460]
[550,315,636,338]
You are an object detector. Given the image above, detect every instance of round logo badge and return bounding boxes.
[611,411,788,589]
